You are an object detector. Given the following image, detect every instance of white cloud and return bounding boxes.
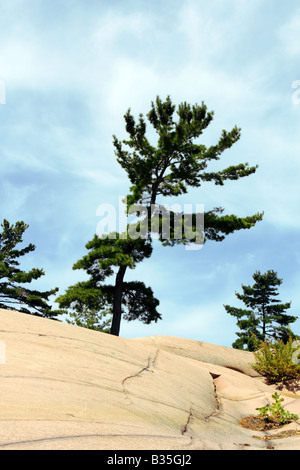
[279,9,300,56]
[178,0,261,61]
[92,10,149,47]
[0,180,42,220]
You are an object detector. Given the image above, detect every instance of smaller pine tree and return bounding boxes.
[224,270,298,351]
[0,219,61,318]
[56,233,162,336]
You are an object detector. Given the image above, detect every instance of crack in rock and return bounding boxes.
[122,349,159,401]
[181,408,193,436]
[205,373,222,421]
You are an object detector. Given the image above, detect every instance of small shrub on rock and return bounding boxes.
[252,337,300,384]
[240,392,298,431]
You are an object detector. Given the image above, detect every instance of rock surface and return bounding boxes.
[1,308,300,450]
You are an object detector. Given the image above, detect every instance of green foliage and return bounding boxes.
[114,96,263,244]
[122,281,160,324]
[59,96,263,336]
[225,270,298,350]
[66,306,112,333]
[203,208,263,243]
[256,392,299,425]
[252,337,300,384]
[74,233,153,273]
[56,278,109,320]
[56,234,162,335]
[0,219,61,318]
[115,96,257,203]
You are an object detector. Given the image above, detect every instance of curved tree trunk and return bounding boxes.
[110,265,127,336]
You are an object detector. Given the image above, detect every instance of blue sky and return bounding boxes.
[1,0,300,347]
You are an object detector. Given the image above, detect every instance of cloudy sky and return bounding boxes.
[1,0,300,347]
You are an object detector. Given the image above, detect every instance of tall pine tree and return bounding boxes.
[224,270,298,350]
[110,96,263,334]
[58,96,263,336]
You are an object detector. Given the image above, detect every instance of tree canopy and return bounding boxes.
[56,235,161,335]
[114,96,263,245]
[224,270,298,350]
[114,96,259,207]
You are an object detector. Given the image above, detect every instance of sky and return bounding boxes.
[1,0,300,347]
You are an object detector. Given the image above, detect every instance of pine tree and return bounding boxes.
[113,96,263,243]
[58,96,263,336]
[56,234,161,336]
[110,96,263,334]
[0,219,61,318]
[66,305,112,332]
[224,270,298,350]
